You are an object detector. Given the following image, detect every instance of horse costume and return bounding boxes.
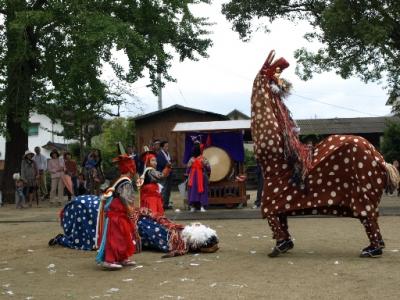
[251,50,399,258]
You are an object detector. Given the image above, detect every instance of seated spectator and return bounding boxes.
[77,173,87,196]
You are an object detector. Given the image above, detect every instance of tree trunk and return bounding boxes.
[2,115,29,202]
[1,1,35,202]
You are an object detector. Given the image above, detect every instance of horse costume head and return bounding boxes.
[252,50,309,184]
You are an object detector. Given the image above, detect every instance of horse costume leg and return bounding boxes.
[278,213,290,238]
[359,217,383,257]
[266,213,293,257]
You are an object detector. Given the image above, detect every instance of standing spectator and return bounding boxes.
[151,139,161,153]
[13,173,26,209]
[253,161,264,209]
[393,160,400,196]
[48,149,65,205]
[186,143,210,212]
[64,152,78,200]
[127,145,140,174]
[83,149,104,195]
[157,141,173,209]
[21,150,38,207]
[33,146,48,201]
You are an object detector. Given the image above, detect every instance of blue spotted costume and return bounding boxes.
[54,195,100,250]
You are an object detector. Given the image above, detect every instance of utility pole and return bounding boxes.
[157,72,162,110]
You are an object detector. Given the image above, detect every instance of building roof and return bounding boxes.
[227,109,250,120]
[173,120,251,132]
[42,141,68,151]
[172,116,400,135]
[296,116,399,135]
[134,104,229,121]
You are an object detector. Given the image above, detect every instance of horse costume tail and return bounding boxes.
[384,162,400,194]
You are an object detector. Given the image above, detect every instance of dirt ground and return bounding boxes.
[1,214,400,299]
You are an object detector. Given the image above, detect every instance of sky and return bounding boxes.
[113,0,393,120]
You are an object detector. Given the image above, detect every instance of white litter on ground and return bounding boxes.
[334,261,340,265]
[159,281,170,286]
[106,288,119,293]
[179,278,194,282]
[130,265,143,270]
[189,263,199,266]
[250,250,257,254]
[122,278,133,282]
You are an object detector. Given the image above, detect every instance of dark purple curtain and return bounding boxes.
[183,132,245,164]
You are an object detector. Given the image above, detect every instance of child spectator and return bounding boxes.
[21,150,38,207]
[13,173,26,209]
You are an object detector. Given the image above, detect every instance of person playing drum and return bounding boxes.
[186,142,211,212]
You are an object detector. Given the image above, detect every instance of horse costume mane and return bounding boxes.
[260,50,311,184]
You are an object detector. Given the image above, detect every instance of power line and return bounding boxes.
[205,62,388,116]
[290,93,381,117]
[177,86,188,104]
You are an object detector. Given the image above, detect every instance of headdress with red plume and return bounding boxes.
[112,142,136,174]
[113,154,136,175]
[260,50,290,80]
[141,146,157,167]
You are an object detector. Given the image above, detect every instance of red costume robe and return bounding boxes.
[96,177,136,264]
[139,168,165,215]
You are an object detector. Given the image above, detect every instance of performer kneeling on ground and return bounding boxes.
[139,149,171,215]
[49,197,220,257]
[95,154,138,270]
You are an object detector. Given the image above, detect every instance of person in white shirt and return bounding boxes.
[33,146,48,200]
[47,149,65,205]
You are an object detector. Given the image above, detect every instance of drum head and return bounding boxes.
[203,146,232,182]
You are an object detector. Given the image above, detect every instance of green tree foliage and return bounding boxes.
[0,0,212,201]
[92,117,135,173]
[381,121,400,163]
[222,0,400,99]
[244,148,256,167]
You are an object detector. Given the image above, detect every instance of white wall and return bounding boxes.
[0,113,74,159]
